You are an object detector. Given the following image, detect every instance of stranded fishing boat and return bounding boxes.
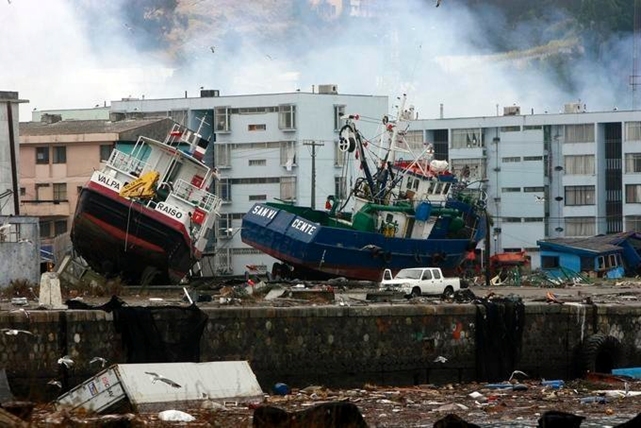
[241,95,487,281]
[71,121,222,285]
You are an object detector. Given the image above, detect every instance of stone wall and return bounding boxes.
[1,302,641,400]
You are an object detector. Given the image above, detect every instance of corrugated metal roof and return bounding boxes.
[538,231,635,253]
[19,118,167,136]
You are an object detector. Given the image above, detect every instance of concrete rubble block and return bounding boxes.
[38,272,66,309]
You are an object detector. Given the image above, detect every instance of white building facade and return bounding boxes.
[412,105,641,269]
[111,88,389,276]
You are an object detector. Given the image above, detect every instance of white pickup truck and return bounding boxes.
[379,267,463,298]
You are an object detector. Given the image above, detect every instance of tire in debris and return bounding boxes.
[579,333,622,375]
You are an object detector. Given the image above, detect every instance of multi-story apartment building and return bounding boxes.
[410,103,641,269]
[110,87,389,276]
[18,115,174,261]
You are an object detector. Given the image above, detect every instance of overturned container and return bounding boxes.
[55,361,263,413]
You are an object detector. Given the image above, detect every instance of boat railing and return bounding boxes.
[107,149,147,177]
[171,179,222,213]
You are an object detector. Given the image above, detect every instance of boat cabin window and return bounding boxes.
[421,270,432,280]
[385,214,394,223]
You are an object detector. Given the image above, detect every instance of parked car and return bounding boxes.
[379,267,463,298]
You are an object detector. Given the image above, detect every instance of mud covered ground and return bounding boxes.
[19,377,641,427]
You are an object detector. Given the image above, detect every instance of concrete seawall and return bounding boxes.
[2,302,641,400]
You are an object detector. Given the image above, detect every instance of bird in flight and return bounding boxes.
[436,0,442,6]
[47,379,62,389]
[145,372,182,388]
[210,46,215,53]
[1,328,33,336]
[58,355,74,369]
[508,370,529,382]
[433,355,448,363]
[90,357,108,368]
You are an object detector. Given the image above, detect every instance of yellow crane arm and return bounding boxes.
[119,171,160,199]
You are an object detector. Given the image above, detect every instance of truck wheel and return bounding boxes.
[410,287,421,298]
[442,286,455,299]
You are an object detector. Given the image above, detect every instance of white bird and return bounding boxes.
[145,372,182,388]
[58,355,74,369]
[1,328,33,336]
[508,370,529,382]
[434,356,448,363]
[534,195,545,202]
[47,379,62,389]
[90,357,108,368]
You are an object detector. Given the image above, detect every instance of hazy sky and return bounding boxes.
[1,0,637,120]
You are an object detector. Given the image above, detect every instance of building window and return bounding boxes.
[500,126,520,132]
[502,187,521,192]
[334,105,346,131]
[626,215,641,230]
[249,194,267,201]
[524,217,543,222]
[626,184,641,203]
[218,178,231,202]
[53,183,67,201]
[280,176,296,201]
[335,176,347,199]
[523,187,544,192]
[280,141,296,168]
[100,144,113,162]
[249,159,266,166]
[248,124,266,131]
[214,106,231,132]
[565,155,595,175]
[503,217,522,223]
[36,147,49,164]
[523,156,543,161]
[626,122,641,141]
[450,158,485,181]
[216,144,231,167]
[52,146,66,164]
[403,130,425,151]
[502,157,520,163]
[40,221,51,239]
[565,216,595,236]
[35,183,49,201]
[564,124,594,143]
[451,128,482,149]
[19,187,25,196]
[278,104,296,130]
[334,140,346,167]
[54,220,67,235]
[625,153,641,173]
[565,185,595,205]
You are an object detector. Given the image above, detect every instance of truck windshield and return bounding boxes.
[395,270,422,280]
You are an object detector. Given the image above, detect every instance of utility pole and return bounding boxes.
[303,140,324,209]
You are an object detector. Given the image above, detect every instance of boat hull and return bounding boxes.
[70,186,193,285]
[241,203,480,282]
